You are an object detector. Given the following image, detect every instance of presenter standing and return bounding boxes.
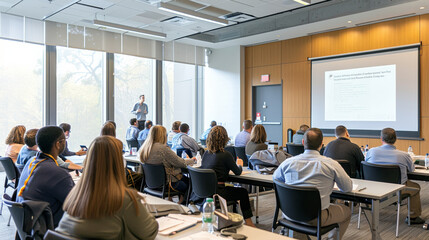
[131,95,148,130]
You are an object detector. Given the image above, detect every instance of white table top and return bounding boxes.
[229,168,404,200]
[137,193,294,240]
[65,154,141,165]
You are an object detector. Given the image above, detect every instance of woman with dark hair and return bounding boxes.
[5,125,26,163]
[57,136,158,239]
[201,126,255,227]
[245,124,268,156]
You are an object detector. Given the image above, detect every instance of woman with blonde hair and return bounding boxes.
[201,126,255,227]
[140,125,194,203]
[57,136,158,239]
[5,125,26,163]
[245,124,268,156]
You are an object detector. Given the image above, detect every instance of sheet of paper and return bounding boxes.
[156,217,184,231]
[334,183,358,191]
[169,214,202,223]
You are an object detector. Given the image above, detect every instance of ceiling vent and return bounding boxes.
[221,12,255,22]
[162,16,195,26]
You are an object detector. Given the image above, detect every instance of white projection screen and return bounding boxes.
[311,46,420,138]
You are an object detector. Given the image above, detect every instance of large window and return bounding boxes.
[0,39,44,154]
[57,47,105,149]
[163,61,196,139]
[114,54,155,145]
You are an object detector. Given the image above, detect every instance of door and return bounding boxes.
[253,85,283,146]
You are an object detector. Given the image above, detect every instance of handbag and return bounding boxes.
[212,194,244,230]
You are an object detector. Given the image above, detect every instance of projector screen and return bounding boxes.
[311,46,419,138]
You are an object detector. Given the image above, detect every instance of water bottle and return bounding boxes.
[364,145,369,156]
[181,151,187,159]
[202,198,215,233]
[361,145,365,155]
[408,146,413,155]
[425,153,429,169]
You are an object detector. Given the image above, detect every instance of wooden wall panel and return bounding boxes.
[252,65,281,86]
[252,42,281,67]
[337,26,371,54]
[421,14,429,46]
[421,46,429,117]
[311,30,341,58]
[282,62,310,117]
[283,117,310,143]
[282,36,311,64]
[420,117,429,155]
[245,68,253,120]
[245,47,253,68]
[369,16,420,50]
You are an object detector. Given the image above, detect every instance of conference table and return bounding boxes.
[228,168,405,240]
[140,193,295,240]
[66,154,141,165]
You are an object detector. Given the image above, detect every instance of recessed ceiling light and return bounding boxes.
[347,20,352,24]
[420,6,425,10]
[294,0,310,5]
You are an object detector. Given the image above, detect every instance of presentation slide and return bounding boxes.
[311,47,419,137]
[325,65,396,121]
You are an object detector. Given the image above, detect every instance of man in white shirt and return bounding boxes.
[366,127,424,224]
[273,128,353,239]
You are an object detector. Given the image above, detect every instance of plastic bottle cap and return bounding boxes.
[206,198,214,202]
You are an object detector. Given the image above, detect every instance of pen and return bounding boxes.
[358,187,367,192]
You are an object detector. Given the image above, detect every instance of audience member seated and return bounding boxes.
[234,120,253,147]
[17,126,74,227]
[201,120,217,140]
[57,136,158,239]
[101,121,116,137]
[57,155,83,171]
[140,125,194,203]
[167,121,181,145]
[366,127,424,224]
[101,121,143,190]
[292,124,309,144]
[16,128,38,171]
[4,125,26,163]
[171,123,202,157]
[274,128,353,239]
[245,124,268,156]
[126,118,140,142]
[59,123,86,156]
[201,126,255,227]
[138,120,153,143]
[323,125,364,178]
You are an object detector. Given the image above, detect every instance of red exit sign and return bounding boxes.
[261,74,270,82]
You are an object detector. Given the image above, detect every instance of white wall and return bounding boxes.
[204,46,242,141]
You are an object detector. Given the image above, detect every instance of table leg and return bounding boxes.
[371,199,380,240]
[256,187,259,223]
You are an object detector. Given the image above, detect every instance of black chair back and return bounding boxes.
[234,147,249,167]
[0,157,20,187]
[361,161,401,184]
[3,193,27,240]
[176,148,193,158]
[225,146,236,160]
[126,139,139,150]
[142,164,166,189]
[187,166,217,198]
[44,230,80,240]
[286,143,304,156]
[336,160,352,177]
[273,179,321,222]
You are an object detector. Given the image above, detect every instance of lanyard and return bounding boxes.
[18,153,59,197]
